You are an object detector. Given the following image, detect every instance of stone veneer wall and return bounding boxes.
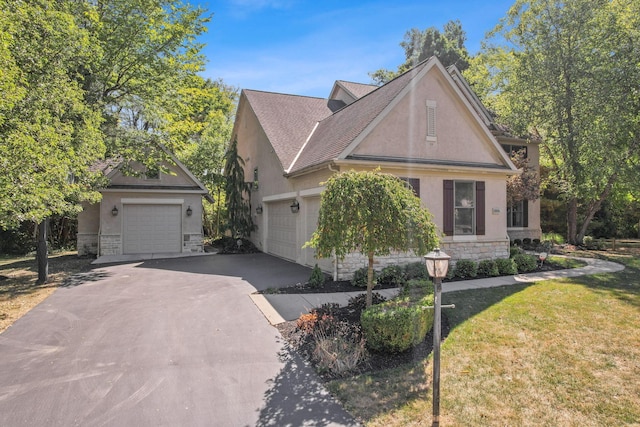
[99,234,121,256]
[335,239,510,280]
[507,228,542,242]
[183,233,204,253]
[77,233,98,256]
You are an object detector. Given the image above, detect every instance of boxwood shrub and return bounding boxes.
[361,294,434,353]
[404,261,429,280]
[477,259,500,277]
[377,265,406,287]
[495,257,518,275]
[512,253,538,273]
[351,267,376,288]
[453,259,477,279]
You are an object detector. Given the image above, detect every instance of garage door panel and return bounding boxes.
[267,201,297,261]
[123,204,181,254]
[304,197,333,273]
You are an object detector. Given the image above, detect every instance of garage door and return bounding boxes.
[123,204,182,254]
[267,201,297,261]
[304,197,333,273]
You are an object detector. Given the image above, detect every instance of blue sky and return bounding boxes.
[198,0,514,98]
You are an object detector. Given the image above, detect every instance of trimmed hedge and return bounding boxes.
[477,259,500,277]
[512,253,537,273]
[377,265,406,287]
[453,259,477,279]
[352,267,375,288]
[361,294,434,353]
[496,258,518,275]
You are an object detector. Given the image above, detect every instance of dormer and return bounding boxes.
[328,80,378,106]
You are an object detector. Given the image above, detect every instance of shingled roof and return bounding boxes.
[241,57,436,175]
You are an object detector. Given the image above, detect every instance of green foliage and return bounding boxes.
[512,254,538,273]
[347,293,387,313]
[377,265,406,287]
[370,20,471,85]
[582,236,604,250]
[453,259,478,279]
[306,170,439,307]
[361,294,434,353]
[308,264,326,289]
[400,279,434,299]
[404,261,429,280]
[510,246,523,258]
[496,258,518,275]
[223,138,255,238]
[477,260,500,277]
[351,267,375,288]
[542,232,565,245]
[212,236,258,254]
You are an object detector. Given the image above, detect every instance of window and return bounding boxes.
[443,180,485,236]
[400,177,420,197]
[426,100,437,141]
[507,200,529,228]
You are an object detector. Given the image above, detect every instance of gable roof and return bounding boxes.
[241,56,517,177]
[242,90,335,170]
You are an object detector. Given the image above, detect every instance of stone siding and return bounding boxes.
[99,234,121,256]
[183,233,204,253]
[335,239,510,280]
[507,228,542,243]
[77,233,98,256]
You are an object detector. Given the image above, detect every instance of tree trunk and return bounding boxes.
[567,198,578,244]
[576,174,617,244]
[36,219,49,284]
[366,252,374,308]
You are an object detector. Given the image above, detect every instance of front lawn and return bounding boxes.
[327,251,640,426]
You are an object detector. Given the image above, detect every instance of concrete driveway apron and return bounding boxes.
[0,253,358,427]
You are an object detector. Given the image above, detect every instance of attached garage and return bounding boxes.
[122,204,182,254]
[266,200,297,261]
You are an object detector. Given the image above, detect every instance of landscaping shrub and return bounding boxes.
[352,267,376,288]
[477,259,500,277]
[453,259,477,279]
[361,294,434,353]
[512,238,522,247]
[308,264,325,288]
[510,246,522,258]
[496,258,518,275]
[522,238,532,248]
[400,279,434,299]
[512,253,537,273]
[213,236,259,254]
[582,236,604,250]
[404,261,429,280]
[312,320,367,377]
[347,292,386,312]
[377,265,406,286]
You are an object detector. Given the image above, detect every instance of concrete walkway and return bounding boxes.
[251,256,625,325]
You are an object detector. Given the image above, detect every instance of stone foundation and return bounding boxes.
[335,239,510,280]
[77,233,98,256]
[507,228,542,243]
[99,234,121,256]
[183,233,204,253]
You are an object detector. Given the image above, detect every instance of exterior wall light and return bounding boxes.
[256,205,263,214]
[186,206,193,216]
[111,205,119,216]
[424,248,451,427]
[290,200,300,213]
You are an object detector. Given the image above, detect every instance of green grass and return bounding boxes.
[328,251,640,426]
[546,255,587,269]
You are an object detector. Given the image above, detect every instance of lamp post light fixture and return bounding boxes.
[256,205,263,214]
[424,248,451,427]
[186,205,193,216]
[290,199,300,213]
[111,205,119,216]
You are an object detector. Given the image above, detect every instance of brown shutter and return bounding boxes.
[523,200,529,228]
[476,181,485,235]
[400,177,420,197]
[443,180,454,236]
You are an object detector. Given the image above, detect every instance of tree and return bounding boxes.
[467,0,640,244]
[0,0,105,282]
[306,170,439,307]
[223,138,255,239]
[507,148,540,206]
[370,20,471,85]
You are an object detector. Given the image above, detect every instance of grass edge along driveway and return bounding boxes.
[328,251,640,426]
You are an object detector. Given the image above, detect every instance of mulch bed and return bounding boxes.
[276,297,451,380]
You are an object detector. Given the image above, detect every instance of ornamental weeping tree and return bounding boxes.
[306,170,440,307]
[223,138,255,239]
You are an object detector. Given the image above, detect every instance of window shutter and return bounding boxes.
[523,200,529,228]
[443,180,454,235]
[476,181,485,235]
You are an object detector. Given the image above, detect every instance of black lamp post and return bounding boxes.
[424,248,451,427]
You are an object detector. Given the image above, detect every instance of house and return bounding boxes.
[77,155,211,257]
[232,56,541,279]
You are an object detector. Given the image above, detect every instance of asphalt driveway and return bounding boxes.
[0,253,358,427]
